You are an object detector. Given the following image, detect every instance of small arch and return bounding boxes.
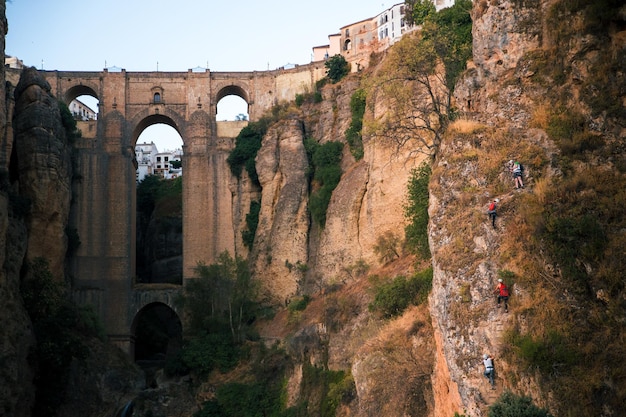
[63,84,100,127]
[132,302,182,378]
[344,39,352,51]
[215,84,250,120]
[63,84,99,106]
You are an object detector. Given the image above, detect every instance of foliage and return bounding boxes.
[170,159,182,169]
[183,252,257,342]
[301,364,355,417]
[296,89,324,107]
[427,0,473,89]
[345,89,366,160]
[193,346,296,417]
[404,163,431,259]
[508,329,578,374]
[58,100,82,144]
[242,200,261,249]
[369,267,433,318]
[180,332,240,375]
[373,231,401,264]
[324,54,350,83]
[227,121,266,185]
[489,391,553,417]
[305,139,344,227]
[404,0,436,26]
[369,0,472,157]
[20,257,104,416]
[287,295,311,313]
[137,175,182,217]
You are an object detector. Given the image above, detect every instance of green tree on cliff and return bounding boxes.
[368,0,472,157]
[325,54,350,83]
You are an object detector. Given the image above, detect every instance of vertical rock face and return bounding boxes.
[13,67,73,280]
[428,2,550,414]
[251,79,427,302]
[252,120,311,302]
[0,3,38,415]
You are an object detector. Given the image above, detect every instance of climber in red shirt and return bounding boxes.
[494,278,509,312]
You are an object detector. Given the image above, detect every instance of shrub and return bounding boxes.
[288,295,311,312]
[345,89,366,160]
[369,267,433,318]
[508,329,578,375]
[227,122,266,185]
[181,332,239,375]
[242,200,261,249]
[305,140,344,227]
[489,391,553,417]
[373,231,401,264]
[295,93,304,107]
[404,163,432,259]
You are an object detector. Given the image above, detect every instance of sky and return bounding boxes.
[6,0,389,150]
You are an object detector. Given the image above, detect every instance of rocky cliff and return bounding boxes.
[1,0,624,416]
[1,60,143,417]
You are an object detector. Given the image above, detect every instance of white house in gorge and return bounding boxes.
[135,142,183,182]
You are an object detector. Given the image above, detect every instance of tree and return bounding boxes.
[325,54,350,83]
[404,0,436,26]
[368,0,472,158]
[185,252,257,342]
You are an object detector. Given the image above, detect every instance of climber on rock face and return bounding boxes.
[483,353,495,389]
[494,278,510,313]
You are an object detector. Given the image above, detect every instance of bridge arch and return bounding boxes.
[62,83,99,105]
[215,84,250,117]
[131,111,185,146]
[131,301,182,363]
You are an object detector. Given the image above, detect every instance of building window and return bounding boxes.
[157,156,161,162]
[164,156,169,161]
[154,92,161,103]
[345,28,350,36]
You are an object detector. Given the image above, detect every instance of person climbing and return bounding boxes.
[494,278,510,312]
[511,160,524,189]
[487,199,497,228]
[483,353,495,389]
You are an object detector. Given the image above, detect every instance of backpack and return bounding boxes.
[488,202,496,212]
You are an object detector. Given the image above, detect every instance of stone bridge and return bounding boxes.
[36,63,326,356]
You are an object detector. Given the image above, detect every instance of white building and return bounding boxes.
[312,0,462,67]
[135,142,158,182]
[135,142,183,182]
[375,3,411,47]
[69,98,97,121]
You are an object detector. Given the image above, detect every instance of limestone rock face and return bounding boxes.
[429,1,586,415]
[252,120,311,302]
[13,66,73,280]
[0,196,37,417]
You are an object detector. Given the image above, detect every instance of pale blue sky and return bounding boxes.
[6,0,386,72]
[6,0,389,150]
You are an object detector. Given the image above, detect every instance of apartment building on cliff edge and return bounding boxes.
[312,0,456,72]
